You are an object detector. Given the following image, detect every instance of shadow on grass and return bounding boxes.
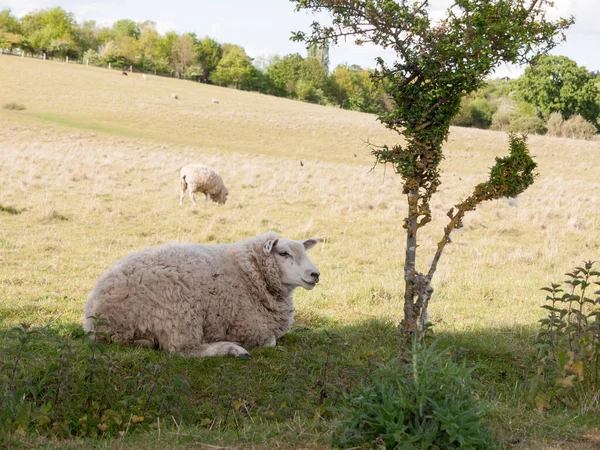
[0,314,597,449]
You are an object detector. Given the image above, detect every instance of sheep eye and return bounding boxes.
[278,252,291,258]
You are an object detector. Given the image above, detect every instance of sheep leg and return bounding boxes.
[178,341,251,359]
[189,191,197,206]
[179,177,187,206]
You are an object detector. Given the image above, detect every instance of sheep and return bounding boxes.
[211,98,219,104]
[179,164,229,206]
[171,93,178,100]
[82,233,320,358]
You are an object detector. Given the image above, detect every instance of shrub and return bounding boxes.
[562,115,597,140]
[508,115,546,134]
[491,109,513,131]
[83,49,100,66]
[527,261,600,413]
[451,97,498,129]
[3,102,25,111]
[545,113,597,140]
[332,341,497,449]
[546,112,564,137]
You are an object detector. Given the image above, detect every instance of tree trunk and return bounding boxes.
[402,188,420,335]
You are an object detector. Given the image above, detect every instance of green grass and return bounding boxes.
[1,55,600,448]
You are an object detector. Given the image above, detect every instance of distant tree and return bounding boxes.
[137,21,164,72]
[293,0,572,342]
[159,31,180,75]
[100,35,137,68]
[112,19,140,40]
[73,20,100,56]
[296,57,329,103]
[196,37,222,82]
[330,64,384,112]
[517,55,599,124]
[20,7,77,58]
[172,33,198,79]
[308,40,329,69]
[210,45,254,88]
[266,53,304,96]
[0,9,23,52]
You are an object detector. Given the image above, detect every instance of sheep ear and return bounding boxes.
[263,239,278,255]
[302,239,318,251]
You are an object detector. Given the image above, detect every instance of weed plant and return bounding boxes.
[332,339,498,449]
[528,261,600,412]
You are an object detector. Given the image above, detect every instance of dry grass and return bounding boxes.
[1,55,600,447]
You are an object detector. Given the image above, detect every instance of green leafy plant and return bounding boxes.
[332,340,497,449]
[0,322,191,438]
[528,261,600,412]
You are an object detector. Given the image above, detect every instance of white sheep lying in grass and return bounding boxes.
[179,164,229,206]
[82,233,320,358]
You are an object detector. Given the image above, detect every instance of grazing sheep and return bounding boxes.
[171,93,178,100]
[179,164,229,206]
[142,74,147,81]
[211,98,219,104]
[82,233,320,358]
[121,71,128,76]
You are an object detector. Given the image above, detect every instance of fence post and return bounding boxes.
[66,56,69,64]
[109,62,111,70]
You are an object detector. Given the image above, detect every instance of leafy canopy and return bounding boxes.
[517,55,600,123]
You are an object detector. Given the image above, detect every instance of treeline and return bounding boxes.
[0,7,387,114]
[451,56,600,139]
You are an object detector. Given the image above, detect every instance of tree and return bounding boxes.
[292,0,572,342]
[137,21,164,72]
[266,53,304,96]
[210,45,254,88]
[0,9,23,52]
[112,19,140,40]
[172,33,198,79]
[73,20,100,56]
[517,55,599,124]
[20,7,77,58]
[196,37,222,82]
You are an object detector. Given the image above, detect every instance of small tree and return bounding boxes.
[292,0,572,342]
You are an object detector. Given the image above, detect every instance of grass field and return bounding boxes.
[1,55,600,448]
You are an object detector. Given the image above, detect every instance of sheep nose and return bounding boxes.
[310,271,320,282]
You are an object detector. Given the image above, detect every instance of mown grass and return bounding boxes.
[1,55,600,448]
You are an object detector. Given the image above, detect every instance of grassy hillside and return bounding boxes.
[1,55,600,448]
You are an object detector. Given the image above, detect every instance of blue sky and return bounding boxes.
[2,0,598,78]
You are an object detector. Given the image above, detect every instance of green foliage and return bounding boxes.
[210,45,255,88]
[452,97,498,129]
[333,341,497,449]
[196,37,222,82]
[508,115,547,134]
[517,55,600,123]
[0,323,191,438]
[82,48,100,65]
[528,262,600,413]
[20,7,77,57]
[3,102,26,111]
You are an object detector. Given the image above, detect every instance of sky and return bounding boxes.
[2,0,598,79]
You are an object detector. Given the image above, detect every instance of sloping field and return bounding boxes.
[1,55,600,448]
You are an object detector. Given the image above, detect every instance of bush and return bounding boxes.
[332,341,497,449]
[546,112,564,137]
[527,261,600,413]
[451,97,497,129]
[3,102,25,111]
[490,109,513,131]
[83,49,100,66]
[545,113,597,140]
[562,115,597,140]
[508,115,546,134]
